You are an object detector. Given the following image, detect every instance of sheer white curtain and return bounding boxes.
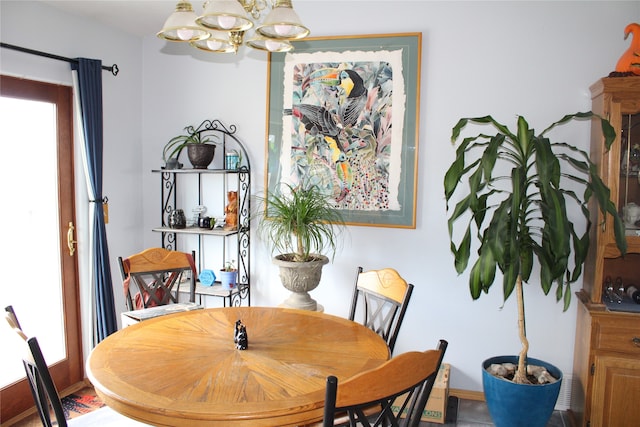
[72,71,94,359]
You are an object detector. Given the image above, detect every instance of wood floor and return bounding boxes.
[6,393,571,426]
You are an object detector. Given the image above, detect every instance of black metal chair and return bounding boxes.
[3,305,150,426]
[349,267,414,354]
[323,339,448,427]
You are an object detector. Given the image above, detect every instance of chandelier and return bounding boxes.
[157,0,310,53]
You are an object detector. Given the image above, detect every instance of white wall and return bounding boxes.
[3,0,638,394]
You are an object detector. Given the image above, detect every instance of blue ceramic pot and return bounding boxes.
[482,356,562,427]
[219,270,237,290]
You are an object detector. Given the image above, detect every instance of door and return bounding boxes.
[0,75,83,422]
[590,355,640,427]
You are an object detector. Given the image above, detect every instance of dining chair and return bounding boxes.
[323,339,448,427]
[349,267,414,354]
[118,247,198,311]
[3,306,150,426]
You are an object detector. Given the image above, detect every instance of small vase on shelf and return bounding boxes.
[219,261,237,290]
[219,270,237,290]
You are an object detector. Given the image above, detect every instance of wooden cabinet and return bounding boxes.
[153,120,251,307]
[571,77,640,426]
[575,309,640,427]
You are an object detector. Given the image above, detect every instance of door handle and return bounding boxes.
[67,221,77,256]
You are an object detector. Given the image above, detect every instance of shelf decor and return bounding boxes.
[266,33,421,228]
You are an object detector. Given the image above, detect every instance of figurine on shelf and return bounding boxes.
[234,320,248,350]
[224,191,238,231]
[615,23,640,75]
[168,209,186,229]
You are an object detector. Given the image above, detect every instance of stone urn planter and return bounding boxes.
[273,254,329,311]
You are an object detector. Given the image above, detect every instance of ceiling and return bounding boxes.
[40,1,177,38]
[39,0,321,39]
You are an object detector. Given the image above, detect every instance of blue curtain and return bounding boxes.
[72,58,117,341]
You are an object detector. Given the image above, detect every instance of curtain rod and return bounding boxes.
[0,42,119,76]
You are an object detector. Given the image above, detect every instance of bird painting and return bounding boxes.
[286,61,395,210]
[615,23,640,75]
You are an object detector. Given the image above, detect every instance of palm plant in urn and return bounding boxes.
[257,182,345,311]
[444,112,627,427]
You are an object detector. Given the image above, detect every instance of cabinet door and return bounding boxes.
[590,355,640,427]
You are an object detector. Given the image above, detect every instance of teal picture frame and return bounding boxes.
[266,33,421,228]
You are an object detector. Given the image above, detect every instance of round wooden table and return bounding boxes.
[87,307,390,426]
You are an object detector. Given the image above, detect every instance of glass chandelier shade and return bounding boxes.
[158,0,310,53]
[191,29,238,53]
[157,1,210,42]
[197,0,253,32]
[246,36,293,52]
[255,0,309,40]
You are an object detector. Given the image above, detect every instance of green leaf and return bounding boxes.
[563,282,572,311]
[482,134,503,181]
[468,258,484,300]
[485,200,510,265]
[539,254,554,294]
[453,226,472,274]
[502,259,519,301]
[479,244,497,290]
[516,116,531,154]
[447,196,471,238]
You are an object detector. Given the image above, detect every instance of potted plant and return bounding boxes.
[444,112,627,427]
[162,123,216,169]
[257,182,346,311]
[219,260,237,290]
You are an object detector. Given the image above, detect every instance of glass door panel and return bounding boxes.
[0,96,66,387]
[620,113,640,236]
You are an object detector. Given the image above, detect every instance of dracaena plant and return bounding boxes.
[444,112,627,384]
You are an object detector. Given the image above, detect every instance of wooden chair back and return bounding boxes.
[348,267,414,354]
[323,339,447,427]
[118,247,197,311]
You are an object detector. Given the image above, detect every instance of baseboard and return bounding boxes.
[450,388,485,401]
[58,379,91,399]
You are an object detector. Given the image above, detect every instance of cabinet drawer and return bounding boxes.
[595,321,640,355]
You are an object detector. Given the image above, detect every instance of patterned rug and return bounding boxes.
[60,391,105,419]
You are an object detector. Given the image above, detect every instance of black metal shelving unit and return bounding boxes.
[153,120,250,306]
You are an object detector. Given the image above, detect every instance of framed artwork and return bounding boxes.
[266,33,421,228]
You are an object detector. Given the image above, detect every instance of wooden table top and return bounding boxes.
[86,306,390,426]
